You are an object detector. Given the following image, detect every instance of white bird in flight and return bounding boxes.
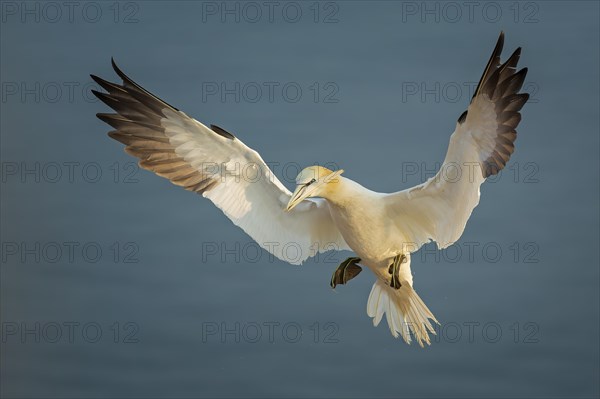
[92,32,528,346]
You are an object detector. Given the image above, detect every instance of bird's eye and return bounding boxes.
[305,178,316,187]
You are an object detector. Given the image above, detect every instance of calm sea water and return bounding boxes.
[1,2,598,398]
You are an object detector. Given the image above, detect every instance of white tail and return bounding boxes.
[367,279,439,347]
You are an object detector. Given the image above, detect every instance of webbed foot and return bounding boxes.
[388,254,406,289]
[330,257,362,289]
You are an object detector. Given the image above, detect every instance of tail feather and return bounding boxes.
[367,279,439,347]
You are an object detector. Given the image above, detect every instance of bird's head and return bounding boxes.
[285,166,344,211]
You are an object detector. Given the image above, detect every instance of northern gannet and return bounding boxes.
[91,32,528,346]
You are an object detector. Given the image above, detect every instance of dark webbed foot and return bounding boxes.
[388,254,406,289]
[330,257,362,289]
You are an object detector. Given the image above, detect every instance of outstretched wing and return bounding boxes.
[386,32,529,250]
[92,59,349,264]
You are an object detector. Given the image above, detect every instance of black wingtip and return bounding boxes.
[457,109,468,124]
[105,57,180,112]
[90,74,105,87]
[111,57,127,82]
[111,57,133,86]
[210,124,236,140]
[471,32,506,102]
[496,31,505,51]
[90,74,101,90]
[507,47,522,64]
[498,31,505,44]
[91,89,117,109]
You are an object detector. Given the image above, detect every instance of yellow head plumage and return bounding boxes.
[286,166,344,211]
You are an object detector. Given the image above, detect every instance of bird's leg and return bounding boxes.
[388,254,406,289]
[330,257,362,289]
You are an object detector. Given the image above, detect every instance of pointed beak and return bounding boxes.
[285,170,344,212]
[285,185,308,212]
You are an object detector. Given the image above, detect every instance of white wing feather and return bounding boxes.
[92,61,349,265]
[385,32,529,251]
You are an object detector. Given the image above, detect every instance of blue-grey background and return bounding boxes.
[1,1,598,398]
